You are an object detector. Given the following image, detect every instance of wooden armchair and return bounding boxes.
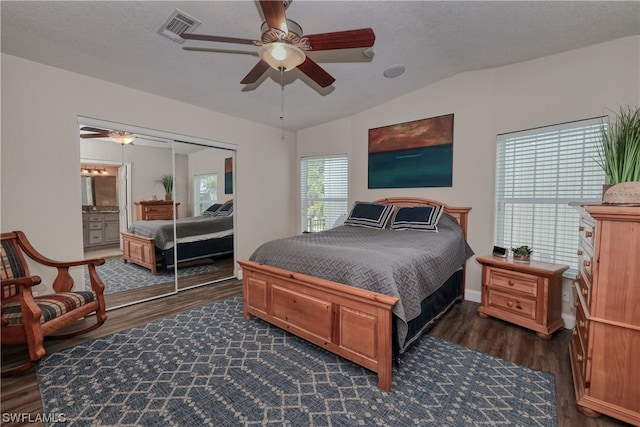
[1,231,107,375]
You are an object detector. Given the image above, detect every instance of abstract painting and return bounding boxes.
[224,157,233,194]
[368,114,454,188]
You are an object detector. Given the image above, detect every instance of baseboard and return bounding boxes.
[465,289,482,303]
[562,313,576,330]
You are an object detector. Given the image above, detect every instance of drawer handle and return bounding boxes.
[579,226,584,232]
[507,300,522,310]
[585,231,593,238]
[583,260,591,267]
[581,288,588,296]
[577,353,584,362]
[508,280,515,286]
[579,320,586,328]
[577,250,583,256]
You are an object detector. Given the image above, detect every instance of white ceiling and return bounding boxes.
[2,1,639,131]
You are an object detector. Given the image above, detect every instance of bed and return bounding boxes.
[238,197,472,391]
[121,204,234,275]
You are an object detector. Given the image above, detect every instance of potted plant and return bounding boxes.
[597,105,640,200]
[511,245,532,263]
[155,174,173,200]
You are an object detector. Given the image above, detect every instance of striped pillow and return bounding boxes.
[390,205,444,232]
[344,202,394,229]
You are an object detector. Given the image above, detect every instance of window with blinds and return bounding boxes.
[300,155,348,233]
[494,117,606,276]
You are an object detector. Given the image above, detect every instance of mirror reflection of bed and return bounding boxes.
[79,123,236,309]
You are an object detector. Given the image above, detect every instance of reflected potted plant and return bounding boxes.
[155,175,173,200]
[511,245,533,263]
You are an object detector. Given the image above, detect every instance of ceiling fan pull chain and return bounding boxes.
[280,67,285,120]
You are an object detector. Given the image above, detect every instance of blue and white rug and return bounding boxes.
[36,297,557,426]
[84,257,219,295]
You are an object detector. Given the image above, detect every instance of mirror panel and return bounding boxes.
[79,121,236,309]
[173,141,236,292]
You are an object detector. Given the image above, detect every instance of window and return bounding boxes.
[300,155,348,233]
[494,117,605,276]
[194,173,217,214]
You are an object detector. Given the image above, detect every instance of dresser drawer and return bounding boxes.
[88,215,103,222]
[574,297,589,349]
[143,205,171,213]
[576,273,591,307]
[579,216,596,253]
[486,289,537,320]
[487,268,538,297]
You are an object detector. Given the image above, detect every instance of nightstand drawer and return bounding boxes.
[486,289,537,320]
[487,268,538,297]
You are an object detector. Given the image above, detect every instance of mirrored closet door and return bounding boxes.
[79,119,236,310]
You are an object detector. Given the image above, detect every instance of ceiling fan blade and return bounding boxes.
[181,33,256,46]
[240,60,271,85]
[80,126,109,133]
[183,47,259,56]
[297,57,335,88]
[306,28,375,51]
[259,0,287,33]
[80,133,110,139]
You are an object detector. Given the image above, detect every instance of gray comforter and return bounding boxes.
[249,214,473,352]
[128,215,233,249]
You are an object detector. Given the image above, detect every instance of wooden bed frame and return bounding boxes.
[121,231,160,274]
[238,197,471,391]
[121,199,233,275]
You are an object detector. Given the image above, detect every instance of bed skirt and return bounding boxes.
[394,269,463,359]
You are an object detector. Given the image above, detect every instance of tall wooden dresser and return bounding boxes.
[569,204,639,425]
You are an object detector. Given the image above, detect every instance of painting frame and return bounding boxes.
[368,113,454,188]
[224,157,233,194]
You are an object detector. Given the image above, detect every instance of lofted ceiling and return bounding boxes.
[2,1,639,131]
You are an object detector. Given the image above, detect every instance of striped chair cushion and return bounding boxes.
[1,239,26,299]
[2,291,97,326]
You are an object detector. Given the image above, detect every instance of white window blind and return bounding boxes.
[300,155,348,233]
[193,173,217,214]
[495,117,605,276]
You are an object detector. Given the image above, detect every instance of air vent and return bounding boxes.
[158,9,201,43]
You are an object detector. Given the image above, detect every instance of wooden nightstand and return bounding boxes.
[476,255,568,340]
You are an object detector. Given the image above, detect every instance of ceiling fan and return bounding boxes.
[181,0,375,88]
[80,126,136,145]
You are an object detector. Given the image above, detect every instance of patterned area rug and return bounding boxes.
[36,297,557,426]
[83,257,219,295]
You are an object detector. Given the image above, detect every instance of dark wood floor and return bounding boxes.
[1,283,631,426]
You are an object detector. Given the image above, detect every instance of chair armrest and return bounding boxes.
[13,230,105,269]
[1,275,42,327]
[2,275,42,289]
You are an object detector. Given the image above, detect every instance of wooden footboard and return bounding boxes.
[121,232,157,275]
[238,259,399,391]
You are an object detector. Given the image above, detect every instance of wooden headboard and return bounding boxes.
[374,197,471,240]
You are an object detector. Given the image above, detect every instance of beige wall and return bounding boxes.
[2,35,638,319]
[1,53,295,291]
[296,36,640,323]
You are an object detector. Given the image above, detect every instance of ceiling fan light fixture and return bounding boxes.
[109,131,136,145]
[258,42,305,71]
